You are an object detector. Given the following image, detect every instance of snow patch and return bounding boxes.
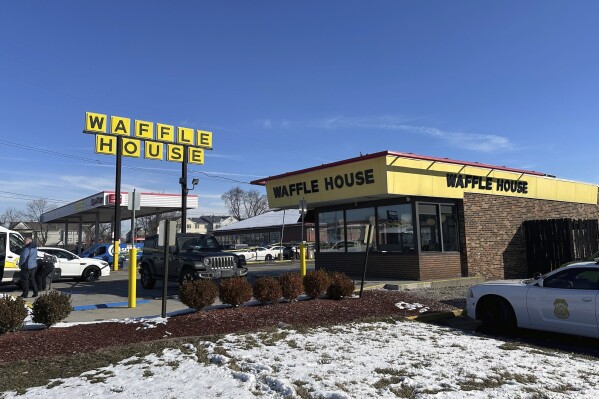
[395,301,430,313]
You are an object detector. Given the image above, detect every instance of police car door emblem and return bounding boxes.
[553,298,569,319]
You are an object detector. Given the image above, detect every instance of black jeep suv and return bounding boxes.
[139,233,247,289]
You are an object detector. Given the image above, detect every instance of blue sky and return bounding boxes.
[1,1,599,217]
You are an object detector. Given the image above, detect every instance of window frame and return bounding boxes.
[415,201,460,254]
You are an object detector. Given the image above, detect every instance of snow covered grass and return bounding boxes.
[3,318,599,398]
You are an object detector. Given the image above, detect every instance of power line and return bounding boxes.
[0,139,254,185]
[0,190,71,204]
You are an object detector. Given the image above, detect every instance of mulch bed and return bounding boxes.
[0,290,456,364]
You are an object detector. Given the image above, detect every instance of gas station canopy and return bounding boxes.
[41,191,198,224]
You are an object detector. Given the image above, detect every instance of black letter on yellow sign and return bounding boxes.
[122,139,141,158]
[189,147,204,165]
[85,112,107,133]
[95,134,116,155]
[145,141,163,160]
[167,144,184,162]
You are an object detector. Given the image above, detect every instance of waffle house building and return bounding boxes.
[251,151,599,281]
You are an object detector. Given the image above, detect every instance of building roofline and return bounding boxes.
[250,150,548,185]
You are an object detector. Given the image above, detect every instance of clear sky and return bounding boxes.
[1,1,598,218]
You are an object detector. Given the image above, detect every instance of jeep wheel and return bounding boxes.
[82,266,101,282]
[179,268,196,285]
[140,266,156,289]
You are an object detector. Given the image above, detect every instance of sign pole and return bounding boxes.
[128,189,138,308]
[162,219,171,318]
[180,151,189,234]
[359,224,374,298]
[299,199,307,277]
[113,136,122,271]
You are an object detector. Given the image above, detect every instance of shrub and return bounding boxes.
[0,295,28,334]
[253,277,282,305]
[303,269,331,299]
[219,277,252,307]
[32,291,72,327]
[179,279,218,310]
[278,273,304,302]
[326,272,355,300]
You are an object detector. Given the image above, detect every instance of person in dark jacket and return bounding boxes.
[19,237,38,298]
[35,254,55,291]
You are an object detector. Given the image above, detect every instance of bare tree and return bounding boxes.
[222,187,268,220]
[23,198,56,245]
[244,189,269,218]
[221,187,244,220]
[0,207,23,227]
[82,223,112,246]
[137,211,180,237]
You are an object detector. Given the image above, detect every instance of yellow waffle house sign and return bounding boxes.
[83,112,212,164]
[255,152,598,208]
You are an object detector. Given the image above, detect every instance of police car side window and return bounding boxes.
[544,269,599,290]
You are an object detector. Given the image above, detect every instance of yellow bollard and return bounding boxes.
[128,247,137,308]
[299,242,306,277]
[113,241,120,271]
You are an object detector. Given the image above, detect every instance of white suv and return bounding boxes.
[39,247,110,281]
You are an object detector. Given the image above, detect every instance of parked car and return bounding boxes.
[466,261,599,338]
[283,246,299,260]
[38,247,111,281]
[139,233,247,288]
[228,248,257,262]
[253,246,279,261]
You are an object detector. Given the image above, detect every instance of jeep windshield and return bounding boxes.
[178,236,221,252]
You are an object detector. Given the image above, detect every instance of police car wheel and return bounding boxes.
[478,297,515,334]
[265,254,273,261]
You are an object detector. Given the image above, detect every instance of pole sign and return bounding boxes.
[83,112,212,164]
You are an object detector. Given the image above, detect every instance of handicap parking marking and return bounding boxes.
[73,299,151,311]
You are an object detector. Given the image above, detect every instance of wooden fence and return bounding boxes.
[524,218,598,276]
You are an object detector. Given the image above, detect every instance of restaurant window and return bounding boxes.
[318,211,345,252]
[441,205,459,251]
[418,204,441,252]
[345,208,375,252]
[377,204,414,252]
[417,203,459,252]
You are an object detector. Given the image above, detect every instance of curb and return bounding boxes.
[406,309,463,322]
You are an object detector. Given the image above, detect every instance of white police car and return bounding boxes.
[466,261,599,338]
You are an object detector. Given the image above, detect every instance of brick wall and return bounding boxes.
[463,192,599,280]
[419,253,462,280]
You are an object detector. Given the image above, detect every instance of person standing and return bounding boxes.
[35,254,55,292]
[19,237,38,298]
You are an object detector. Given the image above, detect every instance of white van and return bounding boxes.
[0,226,58,285]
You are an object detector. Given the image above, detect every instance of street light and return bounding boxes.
[179,177,200,234]
[179,177,199,194]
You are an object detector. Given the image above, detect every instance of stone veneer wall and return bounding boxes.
[462,192,599,280]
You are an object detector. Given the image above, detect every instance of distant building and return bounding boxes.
[213,210,315,247]
[175,215,237,234]
[10,221,82,248]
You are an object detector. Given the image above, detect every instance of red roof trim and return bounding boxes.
[250,151,546,185]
